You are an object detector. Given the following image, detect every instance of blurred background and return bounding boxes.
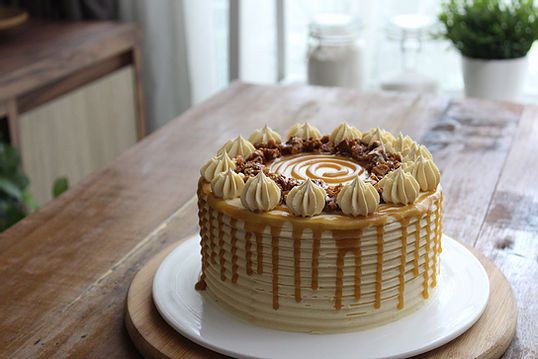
[123,0,538,130]
[0,0,537,229]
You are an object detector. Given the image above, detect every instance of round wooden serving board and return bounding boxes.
[125,238,517,359]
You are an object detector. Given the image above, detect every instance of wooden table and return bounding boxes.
[0,83,535,358]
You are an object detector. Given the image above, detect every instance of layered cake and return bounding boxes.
[196,123,442,333]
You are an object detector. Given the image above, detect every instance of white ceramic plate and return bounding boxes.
[153,235,489,359]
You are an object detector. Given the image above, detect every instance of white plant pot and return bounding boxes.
[462,56,528,102]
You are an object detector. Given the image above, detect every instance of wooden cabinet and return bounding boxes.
[19,67,138,203]
[0,20,144,204]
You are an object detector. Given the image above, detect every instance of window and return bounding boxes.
[216,0,538,101]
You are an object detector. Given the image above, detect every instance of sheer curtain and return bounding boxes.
[119,0,223,131]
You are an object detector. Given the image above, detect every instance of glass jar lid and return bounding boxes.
[385,14,436,41]
[309,13,361,41]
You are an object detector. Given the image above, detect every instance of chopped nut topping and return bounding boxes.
[231,132,402,208]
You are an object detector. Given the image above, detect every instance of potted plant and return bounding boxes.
[0,142,36,231]
[438,0,538,101]
[0,140,70,232]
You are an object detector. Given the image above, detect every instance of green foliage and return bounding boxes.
[0,142,36,231]
[0,141,70,232]
[52,176,69,198]
[438,0,538,59]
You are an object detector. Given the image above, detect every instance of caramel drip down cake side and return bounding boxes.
[197,182,442,332]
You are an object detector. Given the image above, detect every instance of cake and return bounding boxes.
[196,123,442,333]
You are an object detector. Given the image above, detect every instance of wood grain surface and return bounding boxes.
[0,20,145,139]
[125,221,517,359]
[0,83,536,358]
[0,20,139,101]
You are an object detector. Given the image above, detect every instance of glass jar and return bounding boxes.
[380,14,439,93]
[307,13,364,89]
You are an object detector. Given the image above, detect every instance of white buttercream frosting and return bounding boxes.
[240,171,281,212]
[337,177,380,216]
[286,179,326,217]
[382,168,420,205]
[218,135,255,158]
[392,133,418,158]
[329,123,361,144]
[287,122,321,140]
[400,160,416,173]
[248,124,282,145]
[410,155,440,192]
[405,144,433,161]
[200,151,235,182]
[211,169,245,199]
[362,128,396,146]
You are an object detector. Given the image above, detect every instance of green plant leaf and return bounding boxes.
[0,141,34,232]
[0,142,21,175]
[52,176,69,199]
[0,177,23,201]
[22,190,38,212]
[438,0,538,59]
[0,198,26,232]
[11,170,29,190]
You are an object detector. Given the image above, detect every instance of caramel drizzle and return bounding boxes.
[374,225,384,309]
[423,212,432,299]
[292,227,303,302]
[195,200,208,290]
[207,206,217,265]
[397,219,409,309]
[333,229,362,310]
[255,232,264,274]
[217,213,226,281]
[244,222,265,275]
[269,154,367,185]
[413,216,421,276]
[335,248,345,310]
[291,224,321,294]
[311,230,321,290]
[431,198,442,288]
[245,232,253,275]
[431,227,438,288]
[202,180,438,228]
[437,194,444,254]
[271,225,282,310]
[354,241,362,300]
[230,218,239,283]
